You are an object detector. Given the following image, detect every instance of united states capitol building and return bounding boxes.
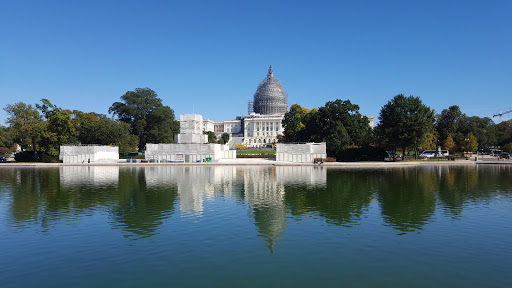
[200,66,374,147]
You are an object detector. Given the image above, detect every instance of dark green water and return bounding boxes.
[0,165,511,288]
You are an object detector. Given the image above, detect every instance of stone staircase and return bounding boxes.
[227,137,244,149]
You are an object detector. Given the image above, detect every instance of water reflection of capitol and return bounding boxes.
[142,165,326,212]
[59,165,326,251]
[145,165,326,252]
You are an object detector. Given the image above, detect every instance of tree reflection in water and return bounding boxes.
[376,167,437,232]
[110,167,178,240]
[1,165,511,249]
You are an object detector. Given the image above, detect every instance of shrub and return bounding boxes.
[0,147,12,155]
[14,151,39,162]
[14,151,58,162]
[40,153,59,163]
[336,146,388,162]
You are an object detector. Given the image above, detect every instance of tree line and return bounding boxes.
[281,94,510,160]
[1,88,178,161]
[2,89,510,162]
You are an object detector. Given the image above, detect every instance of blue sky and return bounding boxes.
[1,0,511,124]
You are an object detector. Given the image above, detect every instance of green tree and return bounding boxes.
[436,105,463,142]
[377,94,434,159]
[419,128,439,151]
[203,131,217,143]
[457,116,496,151]
[502,142,512,153]
[282,100,370,157]
[495,120,512,147]
[436,105,496,152]
[73,111,138,154]
[443,135,457,153]
[109,88,179,151]
[317,100,369,152]
[281,104,312,142]
[36,99,77,158]
[0,125,14,151]
[4,102,45,160]
[495,120,512,152]
[220,132,230,144]
[460,133,478,153]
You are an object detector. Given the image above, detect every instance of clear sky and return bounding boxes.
[1,0,511,124]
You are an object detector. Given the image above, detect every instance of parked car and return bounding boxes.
[419,150,435,158]
[0,157,7,162]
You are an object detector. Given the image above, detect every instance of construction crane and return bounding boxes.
[493,109,512,118]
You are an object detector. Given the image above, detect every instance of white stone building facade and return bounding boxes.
[60,145,119,163]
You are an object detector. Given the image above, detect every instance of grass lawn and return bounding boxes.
[236,149,276,155]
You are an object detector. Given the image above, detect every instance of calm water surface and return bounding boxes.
[0,165,511,288]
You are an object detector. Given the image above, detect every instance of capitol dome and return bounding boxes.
[253,66,288,115]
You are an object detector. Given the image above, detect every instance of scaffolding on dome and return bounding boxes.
[248,100,254,114]
[253,66,288,115]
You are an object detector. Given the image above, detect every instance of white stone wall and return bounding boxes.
[146,143,235,163]
[275,143,327,163]
[174,134,208,144]
[60,145,119,163]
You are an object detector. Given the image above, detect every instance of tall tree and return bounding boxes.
[4,102,45,160]
[220,132,230,144]
[73,111,138,154]
[0,125,14,151]
[443,135,456,153]
[377,94,434,159]
[457,116,496,151]
[460,133,478,153]
[36,99,77,157]
[418,127,439,151]
[281,104,311,142]
[203,131,217,143]
[315,100,370,155]
[282,100,369,157]
[437,105,463,142]
[109,88,179,151]
[495,120,512,149]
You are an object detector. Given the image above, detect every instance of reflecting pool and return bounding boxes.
[1,165,511,287]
